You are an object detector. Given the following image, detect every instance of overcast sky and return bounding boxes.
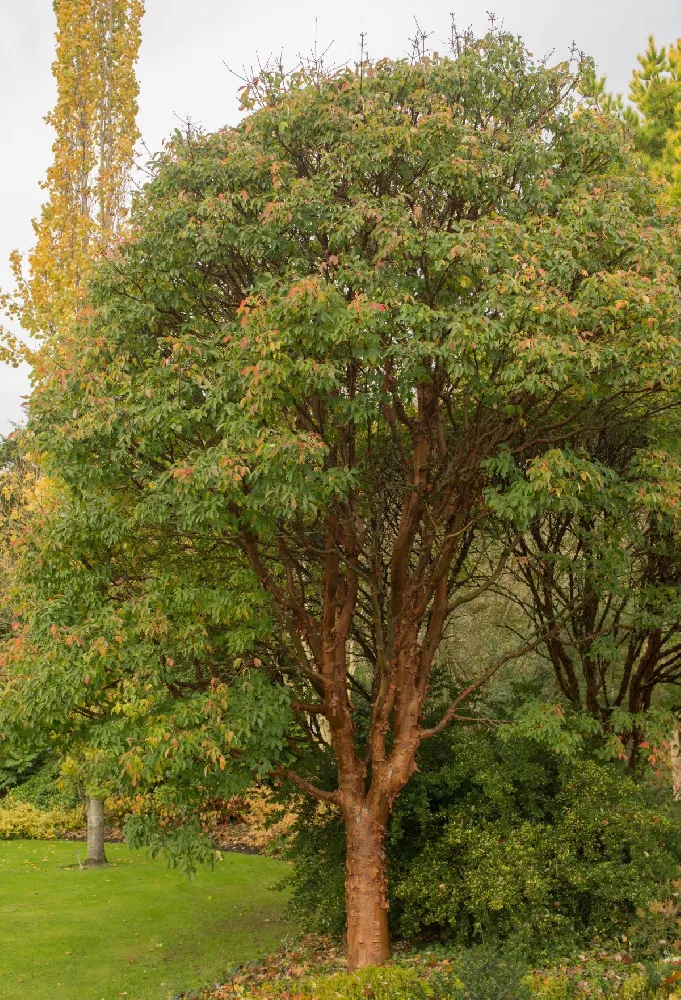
[1,0,679,435]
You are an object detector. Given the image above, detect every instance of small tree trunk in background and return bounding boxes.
[671,729,681,800]
[344,809,391,971]
[85,796,107,866]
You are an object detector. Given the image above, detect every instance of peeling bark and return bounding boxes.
[344,808,391,970]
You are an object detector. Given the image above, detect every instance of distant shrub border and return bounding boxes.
[0,797,83,840]
[0,781,291,852]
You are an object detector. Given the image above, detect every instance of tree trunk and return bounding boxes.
[345,808,391,971]
[85,796,108,866]
[671,728,681,801]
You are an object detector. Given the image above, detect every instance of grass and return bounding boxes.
[0,839,295,1000]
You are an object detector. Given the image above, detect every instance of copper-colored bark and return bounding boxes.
[344,808,392,970]
[241,381,542,968]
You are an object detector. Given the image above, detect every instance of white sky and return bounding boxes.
[1,0,679,435]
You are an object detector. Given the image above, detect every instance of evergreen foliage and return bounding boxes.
[285,727,681,959]
[629,37,681,204]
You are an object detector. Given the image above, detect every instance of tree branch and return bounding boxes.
[419,628,555,740]
[272,766,340,805]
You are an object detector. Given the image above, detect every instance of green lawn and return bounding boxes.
[0,840,295,1000]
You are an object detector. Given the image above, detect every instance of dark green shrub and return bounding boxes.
[10,758,80,809]
[396,756,680,953]
[284,727,681,958]
[283,797,347,935]
[0,745,44,795]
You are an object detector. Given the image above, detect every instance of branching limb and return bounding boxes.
[445,538,516,615]
[272,766,340,805]
[418,628,555,741]
[291,701,327,715]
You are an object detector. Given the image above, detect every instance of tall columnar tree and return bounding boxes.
[7,32,681,967]
[7,0,144,339]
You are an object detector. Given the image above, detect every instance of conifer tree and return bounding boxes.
[629,36,681,204]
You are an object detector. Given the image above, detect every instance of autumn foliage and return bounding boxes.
[3,26,681,972]
[7,0,143,340]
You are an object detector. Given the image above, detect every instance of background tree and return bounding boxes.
[493,447,681,748]
[6,0,144,340]
[0,0,144,866]
[583,37,681,206]
[510,38,681,761]
[8,30,681,969]
[0,436,37,642]
[628,36,681,204]
[0,438,51,794]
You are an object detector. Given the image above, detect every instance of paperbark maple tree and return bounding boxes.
[9,31,681,968]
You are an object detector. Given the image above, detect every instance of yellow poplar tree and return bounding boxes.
[8,0,144,339]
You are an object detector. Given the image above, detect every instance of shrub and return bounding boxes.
[521,966,681,998]
[10,758,80,810]
[208,785,298,855]
[238,965,681,1000]
[619,976,651,1000]
[283,797,347,936]
[285,727,681,958]
[396,758,680,956]
[275,965,443,999]
[0,745,44,794]
[0,797,83,839]
[209,955,681,1000]
[239,785,298,854]
[446,947,532,1000]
